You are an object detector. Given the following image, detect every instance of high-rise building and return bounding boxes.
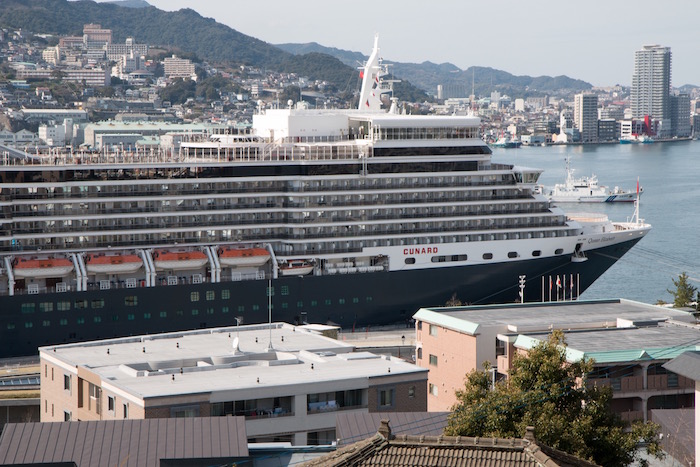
[630,45,671,122]
[574,93,598,143]
[670,93,691,138]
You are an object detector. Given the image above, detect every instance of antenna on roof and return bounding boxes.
[267,275,274,352]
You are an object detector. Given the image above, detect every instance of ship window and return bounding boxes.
[282,303,288,309]
[57,301,71,311]
[221,290,230,300]
[176,310,184,317]
[252,305,260,311]
[125,296,138,306]
[144,313,151,319]
[91,299,104,309]
[431,256,446,263]
[190,292,200,302]
[93,316,101,323]
[237,305,245,312]
[76,318,84,325]
[6,323,15,330]
[532,250,541,257]
[192,309,199,316]
[206,291,215,301]
[112,315,119,322]
[21,303,35,314]
[160,311,167,318]
[297,301,304,308]
[555,248,564,255]
[281,286,290,296]
[339,299,345,305]
[222,306,229,313]
[508,252,518,258]
[127,314,135,321]
[40,303,53,313]
[43,320,50,327]
[75,300,87,309]
[59,319,67,326]
[482,253,493,260]
[366,296,373,302]
[266,286,274,297]
[311,300,318,306]
[405,258,416,265]
[452,255,468,261]
[207,308,214,315]
[353,297,359,304]
[325,299,332,306]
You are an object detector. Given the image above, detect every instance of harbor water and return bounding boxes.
[492,140,700,305]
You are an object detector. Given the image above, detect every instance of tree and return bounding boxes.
[445,331,661,466]
[667,272,697,308]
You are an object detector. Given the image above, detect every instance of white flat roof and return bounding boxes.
[41,323,426,401]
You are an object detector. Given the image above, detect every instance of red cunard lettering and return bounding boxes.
[403,247,438,255]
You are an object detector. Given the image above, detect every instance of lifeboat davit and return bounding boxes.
[86,253,143,274]
[279,260,314,277]
[218,247,270,267]
[13,257,74,279]
[153,250,208,271]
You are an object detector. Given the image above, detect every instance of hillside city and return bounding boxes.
[1,25,699,152]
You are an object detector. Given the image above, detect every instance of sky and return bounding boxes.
[140,0,700,87]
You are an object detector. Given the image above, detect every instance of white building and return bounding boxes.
[631,45,671,122]
[163,55,196,80]
[40,323,428,445]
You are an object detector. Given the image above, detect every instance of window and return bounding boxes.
[221,289,230,300]
[532,250,542,257]
[108,396,115,413]
[192,309,199,316]
[417,348,423,359]
[281,285,289,296]
[555,248,564,255]
[171,405,200,418]
[160,311,167,318]
[429,354,438,366]
[190,292,200,302]
[429,324,438,337]
[123,403,129,419]
[378,388,395,409]
[482,253,493,260]
[408,386,416,399]
[59,319,68,326]
[64,411,71,421]
[21,303,35,314]
[429,383,438,396]
[125,296,138,306]
[74,300,87,309]
[63,374,71,391]
[57,301,71,311]
[404,257,416,265]
[508,251,518,258]
[40,302,53,313]
[206,290,215,301]
[91,299,105,309]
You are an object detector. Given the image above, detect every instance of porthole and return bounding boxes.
[507,252,518,258]
[483,253,493,260]
[555,248,564,255]
[532,250,541,257]
[405,258,416,265]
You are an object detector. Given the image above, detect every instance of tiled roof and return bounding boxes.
[302,421,600,467]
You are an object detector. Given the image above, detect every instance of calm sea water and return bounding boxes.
[492,140,700,305]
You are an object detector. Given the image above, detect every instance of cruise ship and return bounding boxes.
[0,38,650,357]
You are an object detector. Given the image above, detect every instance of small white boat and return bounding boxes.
[538,158,641,203]
[13,257,74,278]
[218,247,270,267]
[153,250,208,271]
[86,253,143,274]
[279,260,314,276]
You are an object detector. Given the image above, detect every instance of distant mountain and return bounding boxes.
[276,42,593,96]
[0,0,429,100]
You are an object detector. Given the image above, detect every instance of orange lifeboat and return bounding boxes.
[153,250,208,271]
[86,254,143,274]
[13,257,74,279]
[278,260,314,277]
[218,247,270,267]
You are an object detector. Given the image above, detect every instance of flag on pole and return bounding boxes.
[556,276,561,289]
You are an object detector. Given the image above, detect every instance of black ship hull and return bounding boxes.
[0,237,641,358]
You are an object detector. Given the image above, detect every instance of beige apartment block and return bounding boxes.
[414,299,697,415]
[41,323,427,445]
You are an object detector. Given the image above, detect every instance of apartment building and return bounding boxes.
[414,299,696,419]
[40,323,428,445]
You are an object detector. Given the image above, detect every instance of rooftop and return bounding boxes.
[414,299,696,336]
[40,323,427,401]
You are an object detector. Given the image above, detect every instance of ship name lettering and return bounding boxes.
[403,247,438,255]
